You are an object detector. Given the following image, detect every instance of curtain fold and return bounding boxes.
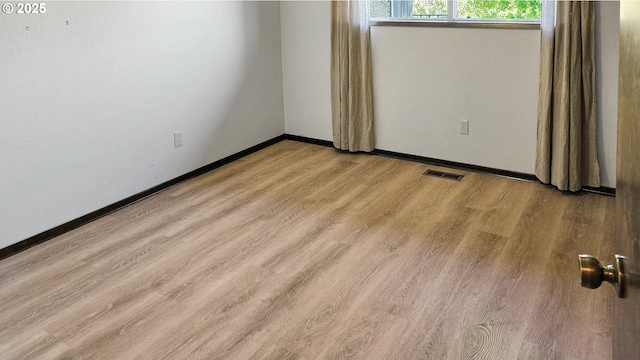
[331,0,374,152]
[536,1,600,192]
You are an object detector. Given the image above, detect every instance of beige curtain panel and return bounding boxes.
[536,1,600,192]
[331,0,374,152]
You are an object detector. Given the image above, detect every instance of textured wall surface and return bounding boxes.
[281,1,333,141]
[0,1,285,248]
[370,25,540,174]
[595,1,620,188]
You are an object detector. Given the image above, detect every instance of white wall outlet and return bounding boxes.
[174,131,183,148]
[459,120,469,135]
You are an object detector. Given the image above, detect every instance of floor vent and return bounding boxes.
[423,169,464,181]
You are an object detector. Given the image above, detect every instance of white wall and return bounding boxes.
[595,1,620,188]
[0,1,285,249]
[281,0,619,186]
[281,1,333,140]
[371,26,540,174]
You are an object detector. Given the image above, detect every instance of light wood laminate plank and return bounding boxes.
[0,141,614,359]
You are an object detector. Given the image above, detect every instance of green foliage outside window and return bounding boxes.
[412,0,447,18]
[457,0,541,19]
[371,0,542,20]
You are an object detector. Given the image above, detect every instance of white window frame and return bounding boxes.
[371,0,541,29]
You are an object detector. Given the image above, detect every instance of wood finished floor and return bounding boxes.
[0,140,614,360]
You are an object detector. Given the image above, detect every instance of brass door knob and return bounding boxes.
[578,254,626,298]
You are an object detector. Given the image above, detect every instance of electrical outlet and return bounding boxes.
[459,120,469,135]
[174,131,183,148]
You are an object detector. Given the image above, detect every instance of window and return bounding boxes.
[370,0,541,22]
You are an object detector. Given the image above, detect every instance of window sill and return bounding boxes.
[370,19,540,30]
